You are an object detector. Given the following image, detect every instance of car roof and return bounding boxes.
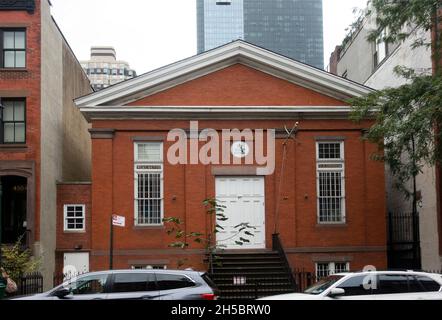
[334,270,442,277]
[71,269,204,278]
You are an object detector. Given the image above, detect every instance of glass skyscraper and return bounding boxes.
[197,0,324,69]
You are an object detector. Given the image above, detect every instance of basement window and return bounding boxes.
[316,262,350,279]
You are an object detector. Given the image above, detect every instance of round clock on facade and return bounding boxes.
[231,141,250,158]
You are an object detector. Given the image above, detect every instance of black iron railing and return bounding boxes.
[387,212,421,269]
[272,233,297,290]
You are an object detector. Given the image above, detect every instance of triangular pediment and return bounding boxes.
[75,40,374,121]
[126,64,347,107]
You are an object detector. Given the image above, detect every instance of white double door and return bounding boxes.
[215,176,266,249]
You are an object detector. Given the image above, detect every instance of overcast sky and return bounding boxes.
[50,0,369,74]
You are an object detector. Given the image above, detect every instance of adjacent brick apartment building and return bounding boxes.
[57,41,388,278]
[0,0,92,288]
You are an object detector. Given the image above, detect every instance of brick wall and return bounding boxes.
[0,1,42,241]
[79,64,388,272]
[55,183,91,274]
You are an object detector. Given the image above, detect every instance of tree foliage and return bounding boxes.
[350,0,442,197]
[163,198,256,269]
[368,0,441,49]
[350,68,442,195]
[1,235,41,281]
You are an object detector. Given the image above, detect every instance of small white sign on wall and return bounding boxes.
[112,215,126,227]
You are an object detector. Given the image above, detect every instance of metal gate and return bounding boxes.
[387,212,421,270]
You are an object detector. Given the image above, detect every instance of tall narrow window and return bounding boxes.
[373,28,388,68]
[134,142,163,226]
[316,141,345,223]
[1,98,26,144]
[1,29,26,68]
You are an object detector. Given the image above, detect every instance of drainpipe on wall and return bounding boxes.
[411,136,422,270]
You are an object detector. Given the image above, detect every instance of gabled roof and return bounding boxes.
[75,40,374,111]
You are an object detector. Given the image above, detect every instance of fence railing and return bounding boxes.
[272,233,297,290]
[293,268,318,292]
[5,272,44,297]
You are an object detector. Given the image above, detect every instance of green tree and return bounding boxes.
[163,198,255,270]
[350,0,442,198]
[1,235,41,281]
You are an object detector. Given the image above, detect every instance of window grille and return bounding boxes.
[316,141,345,223]
[134,143,163,226]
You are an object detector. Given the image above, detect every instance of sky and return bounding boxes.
[50,0,369,74]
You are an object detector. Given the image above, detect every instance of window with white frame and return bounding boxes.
[374,28,388,68]
[134,142,164,226]
[316,262,350,279]
[64,205,86,231]
[316,141,346,223]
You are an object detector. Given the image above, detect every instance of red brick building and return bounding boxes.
[58,41,387,278]
[0,0,92,288]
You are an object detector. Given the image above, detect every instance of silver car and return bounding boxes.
[259,271,442,300]
[14,269,219,300]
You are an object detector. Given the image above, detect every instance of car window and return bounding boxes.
[68,274,108,295]
[408,276,425,293]
[337,275,373,296]
[201,273,218,291]
[378,274,409,294]
[111,273,157,293]
[304,276,343,295]
[414,275,441,292]
[156,274,196,291]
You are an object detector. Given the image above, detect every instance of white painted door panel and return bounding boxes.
[63,252,89,276]
[216,177,265,249]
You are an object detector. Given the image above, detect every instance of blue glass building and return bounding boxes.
[197,0,324,69]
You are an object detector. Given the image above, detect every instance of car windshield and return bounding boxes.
[303,275,344,295]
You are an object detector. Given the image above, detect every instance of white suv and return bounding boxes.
[259,271,442,300]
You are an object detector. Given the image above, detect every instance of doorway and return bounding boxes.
[0,176,28,245]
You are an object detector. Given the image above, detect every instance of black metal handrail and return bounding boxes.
[272,233,297,290]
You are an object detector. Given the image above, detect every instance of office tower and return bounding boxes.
[197,0,324,69]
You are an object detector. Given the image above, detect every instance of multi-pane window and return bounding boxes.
[134,143,163,226]
[316,141,345,223]
[64,205,86,232]
[316,262,350,279]
[1,99,26,144]
[1,29,26,68]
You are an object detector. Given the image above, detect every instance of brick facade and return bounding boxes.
[64,60,388,275]
[0,0,42,244]
[1,0,92,288]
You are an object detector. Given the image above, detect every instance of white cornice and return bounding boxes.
[75,40,374,109]
[79,105,357,122]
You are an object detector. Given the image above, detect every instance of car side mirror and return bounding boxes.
[54,287,72,299]
[328,288,345,298]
